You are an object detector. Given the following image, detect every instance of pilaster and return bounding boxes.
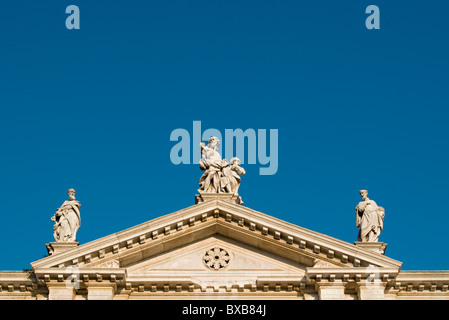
[357,281,386,300]
[47,283,76,300]
[87,283,116,300]
[315,281,346,300]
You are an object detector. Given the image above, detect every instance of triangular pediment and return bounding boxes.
[123,235,307,290]
[31,200,402,274]
[128,235,300,272]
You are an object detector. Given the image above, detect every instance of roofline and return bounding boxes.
[31,200,403,270]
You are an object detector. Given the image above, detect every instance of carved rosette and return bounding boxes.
[203,247,230,270]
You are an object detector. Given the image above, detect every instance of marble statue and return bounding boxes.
[51,188,81,242]
[198,137,245,196]
[355,190,385,242]
[220,157,246,195]
[198,136,223,193]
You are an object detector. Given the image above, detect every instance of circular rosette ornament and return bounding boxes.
[203,247,230,270]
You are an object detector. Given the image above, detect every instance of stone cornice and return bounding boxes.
[0,271,35,295]
[30,200,402,273]
[216,201,402,269]
[306,266,399,283]
[392,271,449,294]
[30,201,218,269]
[396,270,449,281]
[0,271,35,281]
[33,267,127,290]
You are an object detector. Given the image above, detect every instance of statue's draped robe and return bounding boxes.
[230,165,245,194]
[355,199,384,242]
[54,200,81,242]
[220,165,233,193]
[198,147,223,193]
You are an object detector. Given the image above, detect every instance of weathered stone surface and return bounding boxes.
[46,242,79,256]
[51,189,81,242]
[0,191,448,300]
[354,242,387,255]
[198,136,245,203]
[355,190,384,242]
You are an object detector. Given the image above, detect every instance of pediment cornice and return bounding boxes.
[30,200,402,272]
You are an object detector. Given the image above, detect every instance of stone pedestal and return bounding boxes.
[354,242,387,255]
[46,242,79,256]
[195,193,242,205]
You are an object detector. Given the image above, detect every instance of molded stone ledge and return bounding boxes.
[34,267,127,284]
[32,201,402,272]
[306,267,399,283]
[46,242,79,256]
[354,242,387,255]
[195,193,242,204]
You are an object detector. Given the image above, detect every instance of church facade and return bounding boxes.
[0,194,449,300]
[1,137,448,300]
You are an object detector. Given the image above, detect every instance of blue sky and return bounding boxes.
[0,1,448,271]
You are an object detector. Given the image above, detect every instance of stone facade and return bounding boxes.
[1,195,448,300]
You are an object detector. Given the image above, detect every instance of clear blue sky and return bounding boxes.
[0,1,448,271]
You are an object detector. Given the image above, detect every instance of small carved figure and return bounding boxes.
[226,157,245,195]
[220,159,233,193]
[355,190,385,242]
[51,188,81,242]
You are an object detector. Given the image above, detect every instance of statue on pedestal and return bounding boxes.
[51,188,81,242]
[198,136,223,193]
[197,137,245,200]
[220,157,246,196]
[355,190,385,242]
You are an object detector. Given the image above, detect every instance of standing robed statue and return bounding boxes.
[51,188,81,242]
[355,189,385,242]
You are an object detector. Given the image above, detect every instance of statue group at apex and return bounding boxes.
[198,136,246,202]
[49,136,385,247]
